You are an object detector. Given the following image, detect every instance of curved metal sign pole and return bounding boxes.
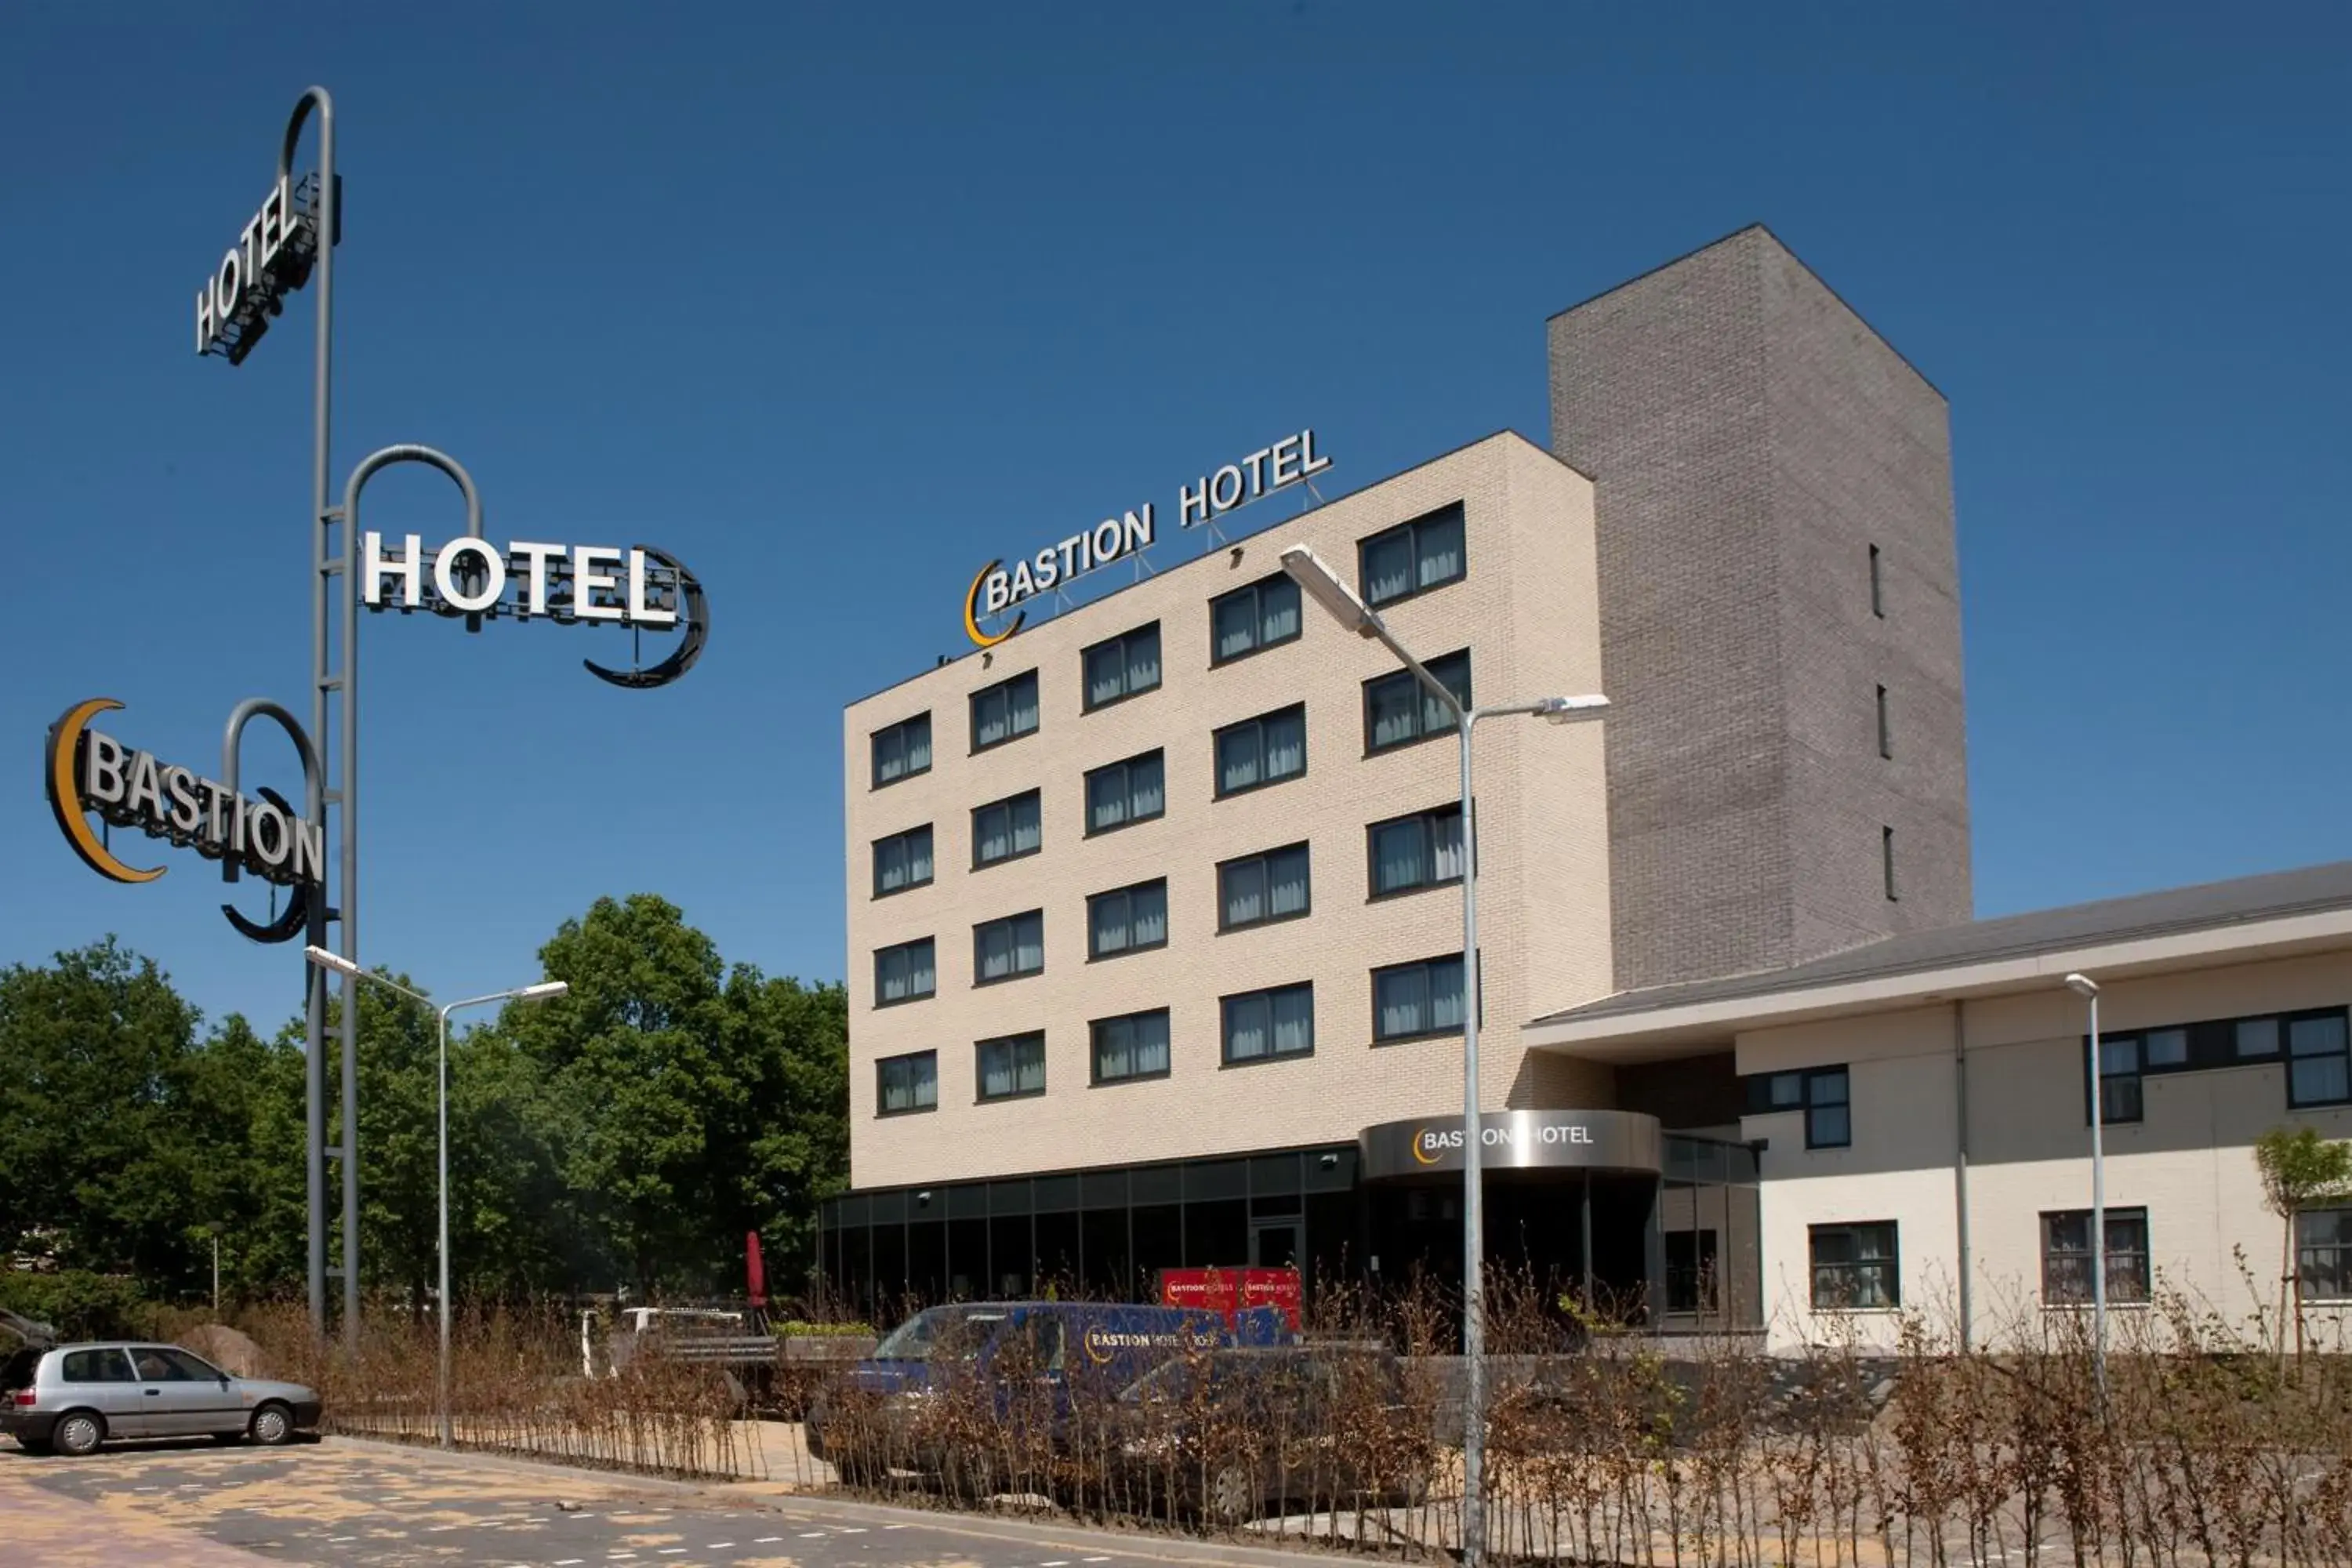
[219,699,325,946]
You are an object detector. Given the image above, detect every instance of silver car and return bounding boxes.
[2,1341,322,1457]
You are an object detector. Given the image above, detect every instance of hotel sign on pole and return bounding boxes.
[964,428,1330,647]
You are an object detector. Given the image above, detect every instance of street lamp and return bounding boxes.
[303,945,567,1447]
[1279,543,1607,1568]
[2062,971,2109,1405]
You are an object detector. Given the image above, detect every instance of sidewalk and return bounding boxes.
[0,1463,281,1567]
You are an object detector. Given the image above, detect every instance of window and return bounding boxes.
[877,1051,938,1116]
[1222,982,1314,1065]
[60,1348,135,1383]
[1666,1231,1719,1316]
[1746,1065,1851,1149]
[2288,1011,2351,1108]
[871,825,934,898]
[1084,749,1165,834]
[1809,1222,1899,1310]
[971,789,1042,869]
[1869,543,1885,618]
[970,670,1040,753]
[1373,953,1466,1044]
[1210,573,1301,665]
[977,1033,1046,1102]
[1368,804,1465,898]
[2041,1207,2151,1305]
[1882,826,1897,901]
[873,938,935,1007]
[1875,684,1892,759]
[1359,503,1466,607]
[1088,879,1168,960]
[1083,622,1162,710]
[1364,650,1471,753]
[2299,1207,2352,1303]
[870,713,931,788]
[2090,1029,2189,1123]
[1214,703,1307,797]
[1091,1009,1171,1084]
[1219,842,1311,932]
[973,910,1044,985]
[129,1346,220,1381]
[2236,1017,2281,1058]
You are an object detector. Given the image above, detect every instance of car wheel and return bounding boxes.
[249,1403,295,1446]
[1206,1463,1259,1526]
[53,1411,105,1457]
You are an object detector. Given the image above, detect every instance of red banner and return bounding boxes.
[1158,1266,1301,1329]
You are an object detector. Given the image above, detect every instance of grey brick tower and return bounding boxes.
[1550,225,1972,992]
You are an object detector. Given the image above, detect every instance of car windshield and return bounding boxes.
[870,1307,1007,1362]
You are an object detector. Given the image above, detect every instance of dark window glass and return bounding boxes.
[1869,543,1885,618]
[1806,1067,1851,1149]
[2237,1017,2282,1058]
[1084,750,1165,834]
[2097,1035,2145,1123]
[1219,843,1311,931]
[971,670,1040,752]
[1809,1221,1899,1309]
[1091,1010,1171,1083]
[1083,623,1162,710]
[2298,1207,2352,1303]
[1222,982,1314,1064]
[873,938,935,1007]
[1876,684,1892,759]
[2289,1011,2351,1108]
[1368,804,1465,896]
[1359,503,1466,607]
[1214,704,1307,797]
[1882,826,1897,901]
[877,1051,938,1116]
[1372,954,1465,1043]
[1088,880,1168,959]
[1364,651,1470,753]
[60,1348,136,1383]
[971,790,1042,868]
[1210,574,1302,665]
[872,825,934,898]
[973,910,1044,985]
[870,713,931,788]
[129,1346,220,1381]
[2042,1207,2151,1305]
[977,1033,1046,1102]
[1665,1230,1719,1316]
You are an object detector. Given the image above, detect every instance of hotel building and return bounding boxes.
[826,227,2352,1348]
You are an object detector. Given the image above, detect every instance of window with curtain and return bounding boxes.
[1368,805,1465,897]
[2040,1207,2151,1305]
[1091,1009,1171,1084]
[977,1033,1047,1102]
[1209,573,1302,665]
[1087,879,1168,959]
[1809,1221,1898,1309]
[971,790,1042,869]
[1218,842,1311,931]
[871,825,934,898]
[1358,503,1467,608]
[2289,1011,2351,1108]
[2299,1207,2352,1303]
[873,938,935,1007]
[1083,622,1162,710]
[1371,953,1465,1043]
[970,670,1040,752]
[1084,750,1165,834]
[877,1051,938,1116]
[1221,982,1314,1064]
[1214,704,1307,797]
[973,909,1044,985]
[1363,650,1471,753]
[869,713,931,788]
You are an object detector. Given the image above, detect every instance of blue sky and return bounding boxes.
[4,2,2347,1034]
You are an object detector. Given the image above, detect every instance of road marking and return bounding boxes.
[1085,1558,1112,1563]
[555,1560,584,1566]
[800,1530,829,1537]
[755,1537,782,1544]
[660,1552,688,1557]
[837,1526,868,1534]
[328,1538,354,1544]
[524,1517,550,1523]
[708,1545,735,1552]
[884,1524,912,1530]
[1043,1559,1070,1564]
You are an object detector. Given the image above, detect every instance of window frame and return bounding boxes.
[1083,748,1167,837]
[1217,841,1313,934]
[1090,1007,1174,1087]
[1081,621,1163,713]
[870,823,935,899]
[1808,1221,1900,1312]
[871,936,936,1009]
[1212,702,1309,800]
[968,668,1041,755]
[1744,1065,1852,1149]
[2286,1008,2352,1109]
[2297,1206,2352,1304]
[876,1050,938,1117]
[1087,877,1170,962]
[1882,825,1897,902]
[1207,572,1303,667]
[1220,981,1316,1068]
[1362,649,1471,757]
[1366,803,1466,900]
[869,712,932,790]
[1370,952,1469,1046]
[971,909,1045,988]
[1357,502,1468,609]
[1868,543,1885,619]
[1875,684,1892,760]
[975,1031,1047,1104]
[2039,1206,2152,1307]
[970,789,1044,871]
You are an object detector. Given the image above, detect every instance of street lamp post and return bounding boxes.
[304,945,566,1448]
[2064,971,2109,1406]
[1279,544,1606,1568]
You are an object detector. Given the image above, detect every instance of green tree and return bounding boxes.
[2255,1125,2352,1358]
[716,964,848,1299]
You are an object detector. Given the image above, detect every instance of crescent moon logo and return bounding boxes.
[45,699,164,884]
[964,561,1024,649]
[1410,1130,1442,1166]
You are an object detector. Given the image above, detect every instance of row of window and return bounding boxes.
[873,956,1472,1113]
[1808,1205,2352,1312]
[866,503,1470,790]
[2093,1007,2351,1116]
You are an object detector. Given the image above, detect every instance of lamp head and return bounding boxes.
[1537,694,1610,724]
[303,944,361,979]
[516,980,569,1004]
[2063,973,2099,998]
[1278,544,1377,637]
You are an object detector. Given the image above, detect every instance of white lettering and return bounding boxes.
[259,176,291,272]
[290,815,325,886]
[572,546,624,622]
[1009,557,1037,600]
[509,541,565,617]
[1123,504,1154,554]
[125,750,163,820]
[162,767,201,833]
[1210,464,1245,513]
[247,800,289,869]
[195,285,216,354]
[1033,546,1060,593]
[83,732,128,806]
[1179,477,1210,528]
[1301,426,1330,477]
[362,532,426,608]
[625,549,678,626]
[1270,436,1301,488]
[1242,447,1270,494]
[1091,520,1122,563]
[983,570,1011,615]
[214,249,243,325]
[434,537,507,615]
[200,779,227,847]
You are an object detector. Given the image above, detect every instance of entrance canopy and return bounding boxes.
[1359,1109,1663,1181]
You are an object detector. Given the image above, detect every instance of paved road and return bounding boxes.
[0,1436,1316,1568]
